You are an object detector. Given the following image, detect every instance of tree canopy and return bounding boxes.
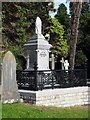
[76,2,90,67]
[1,2,90,71]
[2,2,55,69]
[45,17,68,57]
[55,3,70,40]
[2,2,69,69]
[2,2,54,48]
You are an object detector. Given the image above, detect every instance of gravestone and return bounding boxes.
[2,51,20,103]
[24,16,52,70]
[60,57,64,70]
[64,60,69,72]
[49,54,55,70]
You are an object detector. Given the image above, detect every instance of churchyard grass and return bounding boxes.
[2,103,89,118]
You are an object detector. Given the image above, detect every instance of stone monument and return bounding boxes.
[2,51,20,103]
[24,16,52,70]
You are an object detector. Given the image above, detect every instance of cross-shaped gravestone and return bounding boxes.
[64,60,69,72]
[49,54,55,70]
[2,51,20,103]
[60,57,64,70]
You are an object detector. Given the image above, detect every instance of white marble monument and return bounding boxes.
[35,17,42,34]
[24,16,52,70]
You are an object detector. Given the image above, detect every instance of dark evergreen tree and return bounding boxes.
[76,2,90,77]
[55,3,70,40]
[2,2,69,70]
[76,3,90,67]
[2,2,54,48]
[2,2,55,69]
[45,17,69,58]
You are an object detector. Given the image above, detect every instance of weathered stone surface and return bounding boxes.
[2,51,20,103]
[19,87,89,107]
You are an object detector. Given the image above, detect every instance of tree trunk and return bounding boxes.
[69,2,82,70]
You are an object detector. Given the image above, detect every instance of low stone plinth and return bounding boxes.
[19,86,89,107]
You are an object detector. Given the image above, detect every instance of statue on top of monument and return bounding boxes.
[35,16,42,34]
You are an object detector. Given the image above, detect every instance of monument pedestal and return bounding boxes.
[24,34,52,71]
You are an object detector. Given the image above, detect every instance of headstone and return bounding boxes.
[49,54,55,70]
[24,16,52,70]
[60,57,64,70]
[64,60,69,72]
[2,51,20,103]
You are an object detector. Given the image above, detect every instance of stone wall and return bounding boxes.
[19,86,89,107]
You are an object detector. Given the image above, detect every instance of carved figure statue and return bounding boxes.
[35,16,42,34]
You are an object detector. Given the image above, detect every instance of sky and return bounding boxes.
[49,0,70,17]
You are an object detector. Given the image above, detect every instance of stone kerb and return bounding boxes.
[19,86,89,107]
[35,87,89,106]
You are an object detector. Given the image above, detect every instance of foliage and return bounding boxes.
[79,3,90,53]
[2,2,55,46]
[75,50,87,66]
[45,17,69,58]
[2,2,55,69]
[81,2,90,13]
[2,103,88,118]
[54,2,90,68]
[76,2,90,67]
[9,46,26,70]
[2,2,90,70]
[55,3,70,40]
[2,2,69,68]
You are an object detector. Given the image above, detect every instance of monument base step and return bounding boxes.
[18,86,89,107]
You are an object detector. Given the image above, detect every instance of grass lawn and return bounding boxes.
[2,103,89,118]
